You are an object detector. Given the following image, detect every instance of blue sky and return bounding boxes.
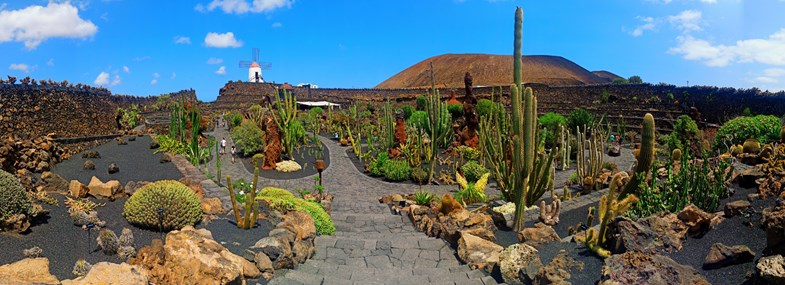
[1,0,784,101]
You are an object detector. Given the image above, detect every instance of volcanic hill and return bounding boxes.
[375,54,614,89]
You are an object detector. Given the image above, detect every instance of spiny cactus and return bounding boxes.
[576,126,604,194]
[672,148,682,161]
[743,138,761,154]
[559,125,572,170]
[118,227,134,247]
[539,199,560,226]
[122,180,202,231]
[382,98,395,150]
[96,229,119,255]
[581,173,639,258]
[117,246,136,261]
[226,156,261,229]
[621,113,655,198]
[72,259,92,277]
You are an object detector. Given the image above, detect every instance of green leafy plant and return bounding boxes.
[257,187,335,235]
[411,167,429,185]
[455,145,481,161]
[369,152,389,177]
[227,111,243,128]
[455,172,490,205]
[477,99,494,118]
[460,160,489,183]
[539,112,567,148]
[383,159,412,182]
[567,108,594,131]
[122,180,202,231]
[413,190,434,205]
[0,169,32,222]
[402,105,414,120]
[713,115,780,150]
[447,103,464,118]
[231,121,265,156]
[154,134,186,154]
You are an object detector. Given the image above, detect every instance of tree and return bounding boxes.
[628,75,643,84]
[611,78,629,85]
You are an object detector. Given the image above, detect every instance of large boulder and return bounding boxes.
[535,250,584,285]
[703,243,755,269]
[61,262,147,285]
[498,243,541,285]
[457,232,504,273]
[201,197,226,215]
[0,258,59,284]
[677,204,718,238]
[415,208,496,245]
[40,171,69,193]
[607,214,685,254]
[87,176,122,199]
[248,235,294,270]
[129,226,260,285]
[757,254,785,284]
[762,205,785,253]
[724,200,751,218]
[517,222,560,249]
[68,180,89,198]
[600,252,710,285]
[278,210,316,242]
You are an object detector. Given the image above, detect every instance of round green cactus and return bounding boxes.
[0,169,32,221]
[123,180,201,231]
[742,138,761,154]
[671,148,682,161]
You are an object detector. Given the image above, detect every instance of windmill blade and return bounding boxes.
[239,60,251,68]
[252,48,260,62]
[259,62,272,70]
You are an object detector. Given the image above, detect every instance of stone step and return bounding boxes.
[269,261,501,285]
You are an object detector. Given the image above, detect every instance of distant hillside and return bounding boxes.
[592,70,623,81]
[375,54,613,89]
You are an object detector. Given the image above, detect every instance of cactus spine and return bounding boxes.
[576,126,603,194]
[273,87,298,159]
[382,98,395,150]
[582,173,639,258]
[559,125,571,170]
[621,113,655,197]
[425,80,452,184]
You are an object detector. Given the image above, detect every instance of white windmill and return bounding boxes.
[238,48,272,83]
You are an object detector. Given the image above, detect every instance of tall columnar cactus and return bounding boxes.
[273,87,298,158]
[479,89,513,199]
[225,156,262,229]
[382,98,395,150]
[425,88,452,183]
[582,173,639,258]
[576,126,604,194]
[621,113,655,198]
[559,125,571,170]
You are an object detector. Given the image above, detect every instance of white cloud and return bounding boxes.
[47,58,54,66]
[207,57,224,65]
[110,74,121,86]
[152,72,160,78]
[630,16,656,37]
[215,66,227,75]
[272,22,282,28]
[197,0,293,14]
[94,71,109,86]
[670,29,785,67]
[668,10,703,32]
[204,32,243,48]
[170,72,177,79]
[0,2,98,49]
[9,63,30,73]
[752,68,785,84]
[151,79,158,85]
[174,36,191,44]
[122,65,130,73]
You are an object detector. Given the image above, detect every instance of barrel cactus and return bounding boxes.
[671,148,682,161]
[0,169,32,222]
[742,138,761,154]
[122,180,201,231]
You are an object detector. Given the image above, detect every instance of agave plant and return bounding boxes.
[455,172,490,205]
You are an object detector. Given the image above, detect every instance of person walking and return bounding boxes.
[220,137,227,155]
[231,145,236,163]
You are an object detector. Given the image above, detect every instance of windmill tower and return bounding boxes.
[238,48,272,83]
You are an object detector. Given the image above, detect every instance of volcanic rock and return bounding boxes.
[83,160,95,170]
[600,252,709,285]
[517,222,560,249]
[457,232,503,273]
[61,262,147,285]
[499,243,541,284]
[724,200,751,218]
[108,163,119,174]
[703,243,755,269]
[0,258,59,285]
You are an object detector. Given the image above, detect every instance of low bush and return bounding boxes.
[383,159,412,181]
[460,160,489,182]
[411,167,429,184]
[0,169,32,221]
[231,121,265,156]
[447,103,464,118]
[122,180,202,231]
[668,115,700,154]
[567,108,594,131]
[477,99,494,118]
[539,112,567,147]
[369,152,389,177]
[402,105,414,120]
[227,112,243,128]
[713,115,780,150]
[154,135,186,154]
[258,187,335,235]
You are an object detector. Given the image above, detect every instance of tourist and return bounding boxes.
[231,145,236,163]
[221,137,226,154]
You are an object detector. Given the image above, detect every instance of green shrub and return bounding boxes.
[539,112,567,147]
[309,107,324,118]
[416,96,427,111]
[477,99,494,118]
[408,111,428,130]
[227,112,243,128]
[383,159,412,181]
[411,167,429,184]
[288,119,307,144]
[258,188,335,235]
[0,169,32,221]
[460,160,489,183]
[231,121,265,156]
[402,105,414,120]
[447,103,464,118]
[154,135,186,154]
[122,180,202,231]
[455,145,481,161]
[713,115,781,150]
[369,152,389,177]
[567,108,594,131]
[668,115,700,154]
